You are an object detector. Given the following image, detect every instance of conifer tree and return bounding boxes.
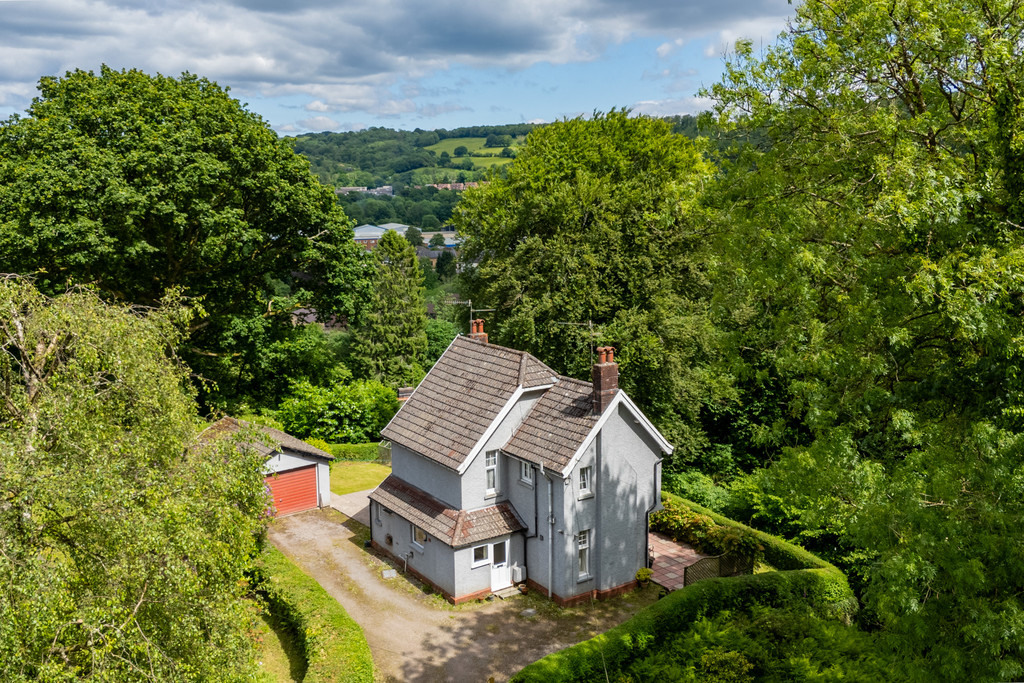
[351,230,428,386]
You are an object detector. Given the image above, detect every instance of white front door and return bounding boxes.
[490,540,511,591]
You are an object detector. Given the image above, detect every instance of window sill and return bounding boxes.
[484,490,499,500]
[577,492,594,501]
[518,479,534,489]
[577,574,592,584]
[471,560,490,569]
[411,542,424,552]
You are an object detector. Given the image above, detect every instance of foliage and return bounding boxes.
[428,232,446,249]
[254,547,373,683]
[662,470,731,511]
[512,497,856,682]
[651,498,763,562]
[705,1,1024,678]
[404,225,423,247]
[455,109,732,469]
[350,230,428,387]
[276,380,399,443]
[619,607,888,683]
[635,567,653,583]
[326,442,380,461]
[0,279,269,680]
[434,250,456,281]
[425,318,460,364]
[0,67,368,410]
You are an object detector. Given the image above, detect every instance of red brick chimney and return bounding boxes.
[592,346,618,415]
[469,318,488,343]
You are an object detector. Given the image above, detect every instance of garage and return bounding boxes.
[265,464,319,515]
[205,416,333,517]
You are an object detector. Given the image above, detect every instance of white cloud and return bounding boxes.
[0,0,793,129]
[632,95,713,117]
[297,115,340,131]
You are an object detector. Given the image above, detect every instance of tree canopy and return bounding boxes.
[0,278,268,680]
[351,230,428,387]
[706,0,1024,678]
[455,109,730,464]
[0,66,368,409]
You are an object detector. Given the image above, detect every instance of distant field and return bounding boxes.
[471,156,513,168]
[427,137,489,155]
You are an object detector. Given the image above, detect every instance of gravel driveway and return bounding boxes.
[268,506,657,682]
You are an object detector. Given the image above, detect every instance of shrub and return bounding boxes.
[652,497,762,563]
[511,493,857,683]
[277,380,399,443]
[328,442,380,461]
[254,547,373,682]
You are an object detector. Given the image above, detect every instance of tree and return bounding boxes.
[276,379,399,443]
[453,145,469,157]
[0,67,369,408]
[435,249,456,281]
[428,232,446,249]
[351,230,428,386]
[422,214,442,230]
[404,225,424,247]
[455,110,728,463]
[707,1,1024,679]
[0,278,268,680]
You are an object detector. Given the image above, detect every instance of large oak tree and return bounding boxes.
[0,66,368,407]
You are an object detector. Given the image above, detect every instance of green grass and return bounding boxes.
[426,136,488,155]
[330,461,391,495]
[252,610,305,682]
[470,155,514,168]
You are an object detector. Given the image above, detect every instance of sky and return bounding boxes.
[0,0,796,135]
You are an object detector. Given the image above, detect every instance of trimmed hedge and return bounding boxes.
[511,492,856,683]
[328,442,380,461]
[255,547,373,683]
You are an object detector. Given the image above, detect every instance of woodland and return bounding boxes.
[1,0,1023,680]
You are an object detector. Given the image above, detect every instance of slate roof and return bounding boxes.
[204,417,333,461]
[370,475,525,547]
[380,336,558,470]
[502,377,599,471]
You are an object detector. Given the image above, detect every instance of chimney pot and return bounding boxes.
[469,318,488,343]
[592,346,618,415]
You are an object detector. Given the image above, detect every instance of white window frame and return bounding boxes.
[578,466,593,499]
[472,544,490,568]
[411,524,427,549]
[485,450,498,496]
[578,529,591,580]
[519,459,533,485]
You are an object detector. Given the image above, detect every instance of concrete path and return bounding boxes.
[268,506,658,682]
[649,532,707,591]
[331,489,371,525]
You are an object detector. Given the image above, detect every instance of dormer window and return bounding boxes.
[485,450,498,496]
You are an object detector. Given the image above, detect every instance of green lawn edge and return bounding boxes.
[510,492,856,682]
[255,546,374,683]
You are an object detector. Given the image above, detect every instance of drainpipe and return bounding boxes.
[525,463,539,539]
[645,458,663,568]
[545,469,554,599]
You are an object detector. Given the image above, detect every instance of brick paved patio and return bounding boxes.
[649,531,707,591]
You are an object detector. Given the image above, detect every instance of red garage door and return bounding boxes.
[265,465,318,516]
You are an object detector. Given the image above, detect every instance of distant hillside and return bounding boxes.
[288,116,718,229]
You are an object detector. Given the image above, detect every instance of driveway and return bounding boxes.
[268,505,657,682]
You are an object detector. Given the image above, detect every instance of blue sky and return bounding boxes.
[0,0,795,135]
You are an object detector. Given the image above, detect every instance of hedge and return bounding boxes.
[255,547,374,683]
[511,492,856,683]
[327,442,380,461]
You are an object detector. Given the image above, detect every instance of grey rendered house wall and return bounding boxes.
[591,404,662,592]
[390,442,463,507]
[370,499,457,596]
[546,405,661,599]
[452,534,524,597]
[459,389,545,510]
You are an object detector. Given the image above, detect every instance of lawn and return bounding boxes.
[426,136,488,155]
[252,609,304,682]
[330,461,391,496]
